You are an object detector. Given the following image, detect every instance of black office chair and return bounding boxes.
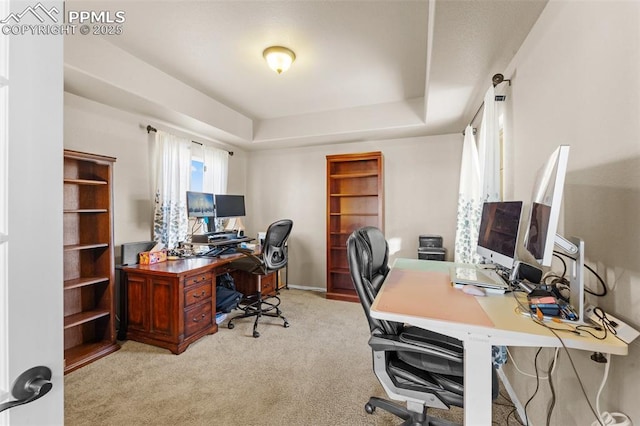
[227,219,293,338]
[346,226,497,425]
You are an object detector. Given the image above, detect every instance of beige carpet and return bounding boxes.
[65,289,517,425]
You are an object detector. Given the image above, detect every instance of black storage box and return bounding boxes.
[418,247,446,261]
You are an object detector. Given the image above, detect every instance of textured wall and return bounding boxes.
[503,1,640,424]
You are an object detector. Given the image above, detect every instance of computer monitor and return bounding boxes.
[522,145,587,323]
[186,191,215,217]
[523,145,570,267]
[214,194,246,218]
[476,201,523,270]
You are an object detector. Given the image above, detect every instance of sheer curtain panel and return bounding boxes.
[150,130,191,248]
[203,145,228,195]
[478,85,501,202]
[454,126,483,264]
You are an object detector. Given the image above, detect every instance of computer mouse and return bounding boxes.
[462,285,486,297]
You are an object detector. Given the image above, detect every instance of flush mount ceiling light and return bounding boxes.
[263,46,296,75]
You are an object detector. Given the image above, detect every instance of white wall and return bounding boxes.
[64,92,463,292]
[245,134,462,289]
[64,93,248,257]
[503,1,640,424]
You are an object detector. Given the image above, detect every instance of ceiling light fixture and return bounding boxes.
[263,46,296,75]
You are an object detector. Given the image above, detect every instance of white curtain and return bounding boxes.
[478,85,501,202]
[202,146,228,195]
[454,85,504,263]
[454,125,483,264]
[150,130,191,249]
[457,87,508,368]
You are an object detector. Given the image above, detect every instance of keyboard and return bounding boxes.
[481,268,509,285]
[450,266,510,293]
[199,245,237,258]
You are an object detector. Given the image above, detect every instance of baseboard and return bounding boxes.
[497,366,528,425]
[285,284,326,292]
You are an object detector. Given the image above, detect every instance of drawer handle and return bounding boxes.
[192,313,206,323]
[193,291,205,299]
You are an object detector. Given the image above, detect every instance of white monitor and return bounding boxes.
[476,201,523,270]
[523,145,570,267]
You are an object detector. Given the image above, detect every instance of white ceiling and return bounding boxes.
[64,0,547,150]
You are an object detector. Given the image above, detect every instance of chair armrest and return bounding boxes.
[368,334,463,364]
[235,249,263,263]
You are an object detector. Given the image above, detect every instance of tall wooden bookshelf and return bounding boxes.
[326,152,384,302]
[63,150,119,373]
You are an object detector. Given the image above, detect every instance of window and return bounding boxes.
[186,141,229,234]
[191,142,229,195]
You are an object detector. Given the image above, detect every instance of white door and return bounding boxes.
[0,1,64,424]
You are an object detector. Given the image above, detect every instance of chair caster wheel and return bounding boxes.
[365,403,375,414]
[253,331,260,338]
[283,321,290,328]
[228,323,234,329]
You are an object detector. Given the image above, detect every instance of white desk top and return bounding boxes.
[371,258,627,355]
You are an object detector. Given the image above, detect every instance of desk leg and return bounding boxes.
[464,334,492,425]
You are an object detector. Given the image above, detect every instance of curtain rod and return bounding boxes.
[146,125,234,156]
[462,73,511,136]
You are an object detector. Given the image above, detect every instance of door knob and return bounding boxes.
[0,366,52,413]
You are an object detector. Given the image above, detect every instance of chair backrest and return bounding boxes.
[346,227,401,336]
[262,219,293,270]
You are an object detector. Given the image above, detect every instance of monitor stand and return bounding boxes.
[566,236,586,325]
[551,235,586,325]
[519,236,587,325]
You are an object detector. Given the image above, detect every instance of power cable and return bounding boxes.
[590,353,632,426]
[553,250,608,296]
[509,289,605,425]
[546,353,557,426]
[523,347,543,425]
[507,347,559,380]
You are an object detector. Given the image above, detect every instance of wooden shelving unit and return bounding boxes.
[326,152,384,302]
[63,150,119,374]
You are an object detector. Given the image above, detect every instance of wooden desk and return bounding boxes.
[370,258,628,425]
[123,257,234,354]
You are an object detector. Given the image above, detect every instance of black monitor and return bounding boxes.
[186,191,215,217]
[476,201,523,270]
[214,194,246,218]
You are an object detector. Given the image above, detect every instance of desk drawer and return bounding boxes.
[260,273,276,296]
[185,282,212,307]
[184,272,212,287]
[184,302,212,337]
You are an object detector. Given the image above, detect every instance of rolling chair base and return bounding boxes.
[365,397,460,426]
[227,294,289,338]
